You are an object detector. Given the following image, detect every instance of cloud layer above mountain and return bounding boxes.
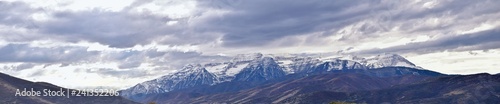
[0,0,499,89]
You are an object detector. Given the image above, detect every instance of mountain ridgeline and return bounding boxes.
[233,57,286,82]
[120,53,422,96]
[0,52,496,104]
[118,53,500,103]
[121,53,468,103]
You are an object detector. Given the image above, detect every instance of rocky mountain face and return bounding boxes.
[133,67,444,104]
[280,73,500,104]
[332,53,421,69]
[188,73,436,104]
[120,53,442,103]
[233,57,286,82]
[135,72,500,104]
[121,53,418,97]
[118,53,500,104]
[119,64,219,101]
[0,72,138,104]
[1,50,493,104]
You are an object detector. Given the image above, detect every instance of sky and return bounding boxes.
[0,0,499,89]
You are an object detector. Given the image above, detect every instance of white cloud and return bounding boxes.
[407,49,500,74]
[0,42,228,89]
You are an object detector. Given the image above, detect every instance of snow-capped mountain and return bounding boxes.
[277,57,366,74]
[121,64,219,98]
[304,59,366,73]
[277,57,320,74]
[121,53,422,98]
[202,53,262,81]
[233,57,286,82]
[360,53,419,69]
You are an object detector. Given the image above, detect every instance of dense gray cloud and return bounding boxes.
[2,63,36,71]
[112,49,165,69]
[0,0,498,59]
[0,44,99,63]
[118,61,142,69]
[2,0,500,50]
[358,28,500,54]
[38,10,181,48]
[0,1,47,42]
[0,0,498,65]
[0,42,229,78]
[84,51,228,78]
[0,45,229,79]
[102,49,229,69]
[190,0,500,49]
[195,0,380,47]
[0,1,38,27]
[160,51,231,68]
[0,1,193,48]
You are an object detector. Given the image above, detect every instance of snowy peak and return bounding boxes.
[300,59,365,74]
[200,53,266,79]
[322,59,365,71]
[122,53,425,98]
[202,54,277,82]
[364,53,418,69]
[234,57,286,82]
[280,57,321,74]
[121,64,219,97]
[338,54,420,69]
[203,61,250,82]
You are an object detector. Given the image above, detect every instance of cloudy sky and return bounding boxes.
[1,0,499,89]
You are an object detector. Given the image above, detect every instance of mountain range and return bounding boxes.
[120,53,420,98]
[280,73,500,104]
[2,53,498,104]
[117,53,500,104]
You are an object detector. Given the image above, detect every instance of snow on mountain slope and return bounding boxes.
[234,57,286,82]
[203,61,250,82]
[123,54,283,97]
[276,57,321,74]
[323,59,365,71]
[279,56,366,74]
[299,58,366,74]
[204,63,226,75]
[225,62,250,77]
[363,54,419,69]
[203,54,257,81]
[332,53,420,69]
[123,54,364,96]
[122,53,423,98]
[274,56,298,74]
[276,59,294,74]
[121,64,219,97]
